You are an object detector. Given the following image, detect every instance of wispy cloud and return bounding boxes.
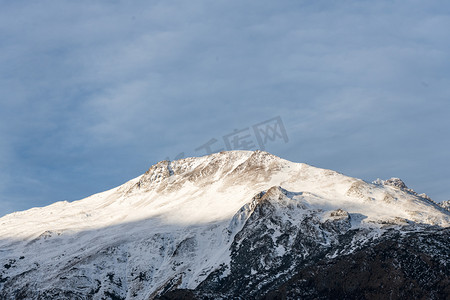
[1,0,450,216]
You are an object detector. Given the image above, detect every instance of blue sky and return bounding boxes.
[1,0,449,216]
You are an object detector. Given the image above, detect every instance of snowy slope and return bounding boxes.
[0,151,448,299]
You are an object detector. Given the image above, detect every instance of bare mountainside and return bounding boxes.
[0,151,449,299]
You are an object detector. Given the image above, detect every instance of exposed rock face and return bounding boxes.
[160,190,449,300]
[262,228,450,300]
[439,200,450,211]
[0,151,449,299]
[373,178,436,203]
[162,229,450,300]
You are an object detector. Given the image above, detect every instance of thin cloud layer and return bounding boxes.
[1,1,449,216]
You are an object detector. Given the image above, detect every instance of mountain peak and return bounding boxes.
[373,177,437,203]
[439,200,450,211]
[0,151,449,299]
[373,177,408,189]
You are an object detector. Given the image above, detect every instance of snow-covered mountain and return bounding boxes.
[0,151,449,299]
[440,200,450,211]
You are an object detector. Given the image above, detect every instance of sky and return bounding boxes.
[1,0,449,217]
